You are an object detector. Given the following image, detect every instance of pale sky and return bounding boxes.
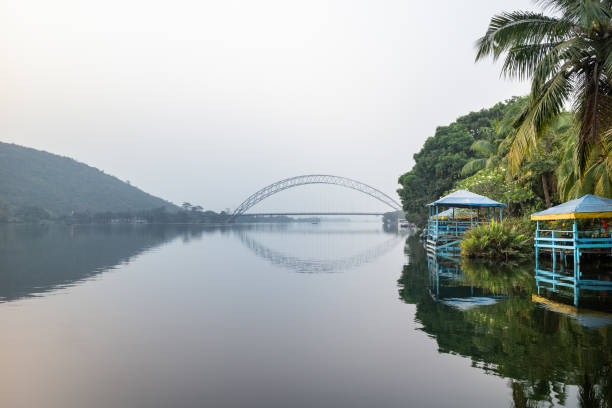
[1,0,533,213]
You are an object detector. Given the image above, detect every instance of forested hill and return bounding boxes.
[0,142,177,215]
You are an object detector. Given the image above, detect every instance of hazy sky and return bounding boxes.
[1,0,534,213]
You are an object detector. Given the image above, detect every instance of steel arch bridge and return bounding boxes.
[229,174,402,222]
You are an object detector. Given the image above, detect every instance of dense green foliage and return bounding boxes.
[460,221,531,260]
[0,142,177,218]
[455,167,539,216]
[398,95,609,233]
[397,99,518,225]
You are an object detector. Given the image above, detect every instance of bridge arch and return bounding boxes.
[230,174,402,221]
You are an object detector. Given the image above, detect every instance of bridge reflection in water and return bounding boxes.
[0,223,405,303]
[399,236,612,407]
[236,229,406,273]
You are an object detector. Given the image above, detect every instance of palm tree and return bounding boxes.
[476,0,612,187]
[461,135,505,176]
[521,113,572,205]
[462,98,527,176]
[557,123,612,198]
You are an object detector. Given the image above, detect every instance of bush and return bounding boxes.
[504,215,536,239]
[460,220,532,260]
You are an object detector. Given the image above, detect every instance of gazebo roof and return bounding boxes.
[430,208,454,219]
[427,190,506,208]
[531,194,612,220]
[430,208,477,220]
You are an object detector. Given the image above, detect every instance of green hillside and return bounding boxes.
[0,142,177,216]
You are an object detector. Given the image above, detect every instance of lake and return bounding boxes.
[0,223,610,407]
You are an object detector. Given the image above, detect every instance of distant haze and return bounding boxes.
[1,0,532,213]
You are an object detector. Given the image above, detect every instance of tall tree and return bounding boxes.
[476,0,612,190]
[397,100,512,225]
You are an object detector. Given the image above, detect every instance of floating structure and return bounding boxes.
[532,194,612,305]
[426,190,506,256]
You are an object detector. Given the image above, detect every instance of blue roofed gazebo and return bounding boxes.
[531,194,612,220]
[428,189,507,208]
[531,194,612,307]
[426,190,506,256]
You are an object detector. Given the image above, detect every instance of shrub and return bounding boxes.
[460,220,532,261]
[504,215,536,239]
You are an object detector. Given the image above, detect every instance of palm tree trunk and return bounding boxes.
[542,174,552,208]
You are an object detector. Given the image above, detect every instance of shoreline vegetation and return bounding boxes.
[398,1,612,259]
[0,206,328,225]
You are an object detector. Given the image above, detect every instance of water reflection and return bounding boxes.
[237,230,405,273]
[0,223,405,304]
[536,258,612,310]
[0,224,220,303]
[399,236,612,407]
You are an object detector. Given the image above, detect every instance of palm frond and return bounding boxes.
[502,42,562,80]
[476,11,573,62]
[486,155,502,169]
[509,68,573,173]
[574,70,612,173]
[537,0,612,28]
[461,158,487,176]
[470,140,497,157]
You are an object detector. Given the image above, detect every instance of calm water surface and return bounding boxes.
[0,223,610,407]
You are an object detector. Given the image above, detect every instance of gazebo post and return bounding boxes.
[435,206,439,242]
[470,206,473,227]
[427,206,431,240]
[552,233,557,272]
[573,219,580,282]
[535,220,539,270]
